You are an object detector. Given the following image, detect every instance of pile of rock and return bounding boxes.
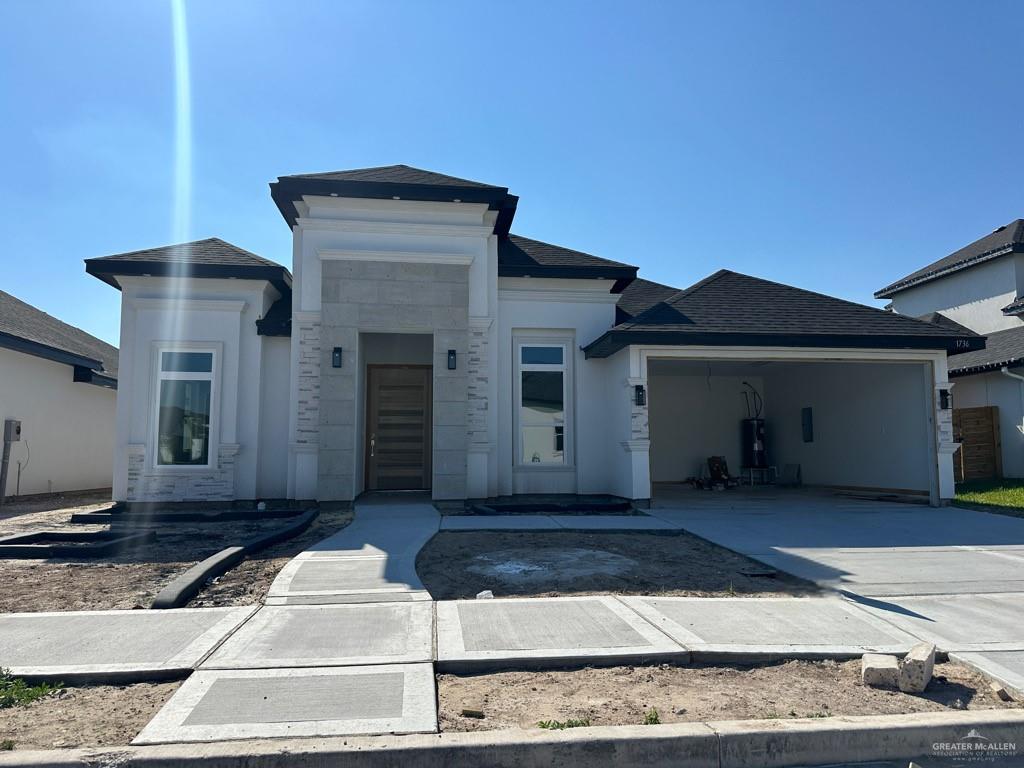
[862,642,935,693]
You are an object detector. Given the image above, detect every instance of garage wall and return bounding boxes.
[648,374,763,481]
[764,361,932,493]
[0,347,115,497]
[953,371,1024,478]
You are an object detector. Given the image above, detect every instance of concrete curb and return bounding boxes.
[2,709,1022,768]
[151,509,319,609]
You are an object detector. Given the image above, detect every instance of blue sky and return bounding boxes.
[2,1,1021,346]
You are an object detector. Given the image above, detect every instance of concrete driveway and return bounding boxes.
[651,486,1024,597]
[650,485,1024,661]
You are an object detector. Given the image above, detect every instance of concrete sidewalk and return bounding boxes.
[0,607,255,682]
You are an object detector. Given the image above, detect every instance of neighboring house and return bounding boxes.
[0,290,118,499]
[877,220,1024,479]
[85,165,979,507]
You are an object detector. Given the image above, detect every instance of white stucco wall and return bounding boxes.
[113,276,280,502]
[0,347,116,496]
[648,372,764,482]
[496,277,620,496]
[256,335,291,499]
[763,360,934,493]
[952,371,1024,478]
[889,257,1021,335]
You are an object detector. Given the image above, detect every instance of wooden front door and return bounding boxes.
[365,365,432,491]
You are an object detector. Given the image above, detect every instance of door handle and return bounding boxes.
[370,434,376,458]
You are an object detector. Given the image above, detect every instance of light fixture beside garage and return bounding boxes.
[447,349,457,370]
[634,384,646,406]
[332,347,343,368]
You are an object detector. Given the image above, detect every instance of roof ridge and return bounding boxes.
[662,269,732,304]
[694,269,980,335]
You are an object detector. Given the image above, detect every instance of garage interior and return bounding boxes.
[646,358,937,499]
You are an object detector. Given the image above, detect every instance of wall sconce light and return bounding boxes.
[332,347,343,368]
[447,349,457,370]
[939,388,951,410]
[634,384,646,406]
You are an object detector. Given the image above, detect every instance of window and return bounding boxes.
[517,342,570,465]
[155,349,215,466]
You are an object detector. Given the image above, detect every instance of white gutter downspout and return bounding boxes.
[1000,366,1024,433]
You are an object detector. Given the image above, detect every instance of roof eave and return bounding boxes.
[269,177,518,234]
[497,264,638,293]
[875,243,1023,299]
[0,331,106,372]
[950,359,1024,378]
[73,365,118,389]
[583,329,984,359]
[85,259,292,295]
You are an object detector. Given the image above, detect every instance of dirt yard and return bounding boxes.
[439,660,1020,732]
[0,494,331,612]
[417,530,817,600]
[187,507,353,607]
[0,681,180,750]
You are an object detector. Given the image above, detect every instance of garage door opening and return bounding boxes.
[647,358,937,501]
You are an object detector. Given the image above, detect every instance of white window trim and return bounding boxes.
[149,342,221,473]
[513,333,574,470]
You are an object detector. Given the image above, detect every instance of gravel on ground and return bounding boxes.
[417,530,818,600]
[438,660,1021,732]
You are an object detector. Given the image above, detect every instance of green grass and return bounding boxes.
[0,740,13,751]
[642,708,661,725]
[537,717,591,730]
[0,668,59,710]
[954,479,1024,517]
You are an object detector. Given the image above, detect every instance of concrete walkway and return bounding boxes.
[266,494,439,605]
[137,495,442,744]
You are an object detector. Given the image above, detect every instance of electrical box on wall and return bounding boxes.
[3,419,21,443]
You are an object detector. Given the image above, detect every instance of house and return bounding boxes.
[0,290,118,500]
[877,220,1024,480]
[85,165,980,507]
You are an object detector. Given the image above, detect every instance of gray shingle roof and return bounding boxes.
[1002,296,1024,316]
[88,237,281,268]
[948,325,1024,376]
[498,234,637,288]
[876,219,1024,298]
[615,277,681,322]
[0,290,117,377]
[86,238,291,293]
[585,269,981,358]
[281,164,502,189]
[916,312,975,336]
